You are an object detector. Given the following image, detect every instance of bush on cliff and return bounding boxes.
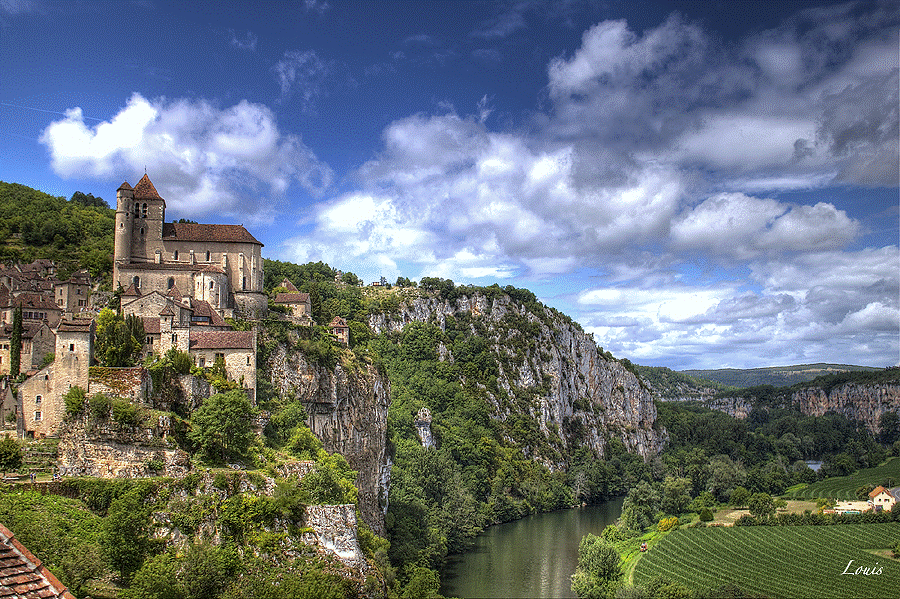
[188,390,257,465]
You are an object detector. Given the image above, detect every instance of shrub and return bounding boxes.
[658,516,679,532]
[89,393,112,420]
[112,400,140,427]
[64,386,87,416]
[699,508,713,522]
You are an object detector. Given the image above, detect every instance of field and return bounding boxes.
[790,458,900,501]
[633,523,900,598]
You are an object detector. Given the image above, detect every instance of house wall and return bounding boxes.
[192,346,256,402]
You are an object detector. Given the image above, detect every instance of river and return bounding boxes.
[440,497,625,599]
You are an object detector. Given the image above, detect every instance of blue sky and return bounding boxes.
[1,0,897,370]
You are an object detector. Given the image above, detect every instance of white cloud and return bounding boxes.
[229,29,258,51]
[40,93,332,219]
[272,50,329,107]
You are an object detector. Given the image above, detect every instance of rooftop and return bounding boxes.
[189,330,254,350]
[0,522,76,598]
[161,223,262,246]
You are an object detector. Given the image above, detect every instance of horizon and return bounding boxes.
[1,0,897,370]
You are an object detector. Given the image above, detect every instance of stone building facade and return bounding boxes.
[113,175,267,318]
[0,321,54,376]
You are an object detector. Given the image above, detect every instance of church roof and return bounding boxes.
[274,292,310,304]
[122,283,142,297]
[133,174,163,200]
[118,181,133,191]
[161,223,262,246]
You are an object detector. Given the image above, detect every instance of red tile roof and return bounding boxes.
[274,293,310,304]
[142,317,161,335]
[189,330,254,350]
[118,181,133,191]
[329,316,349,329]
[189,299,228,327]
[56,319,93,334]
[122,283,142,297]
[0,522,76,598]
[133,174,163,200]
[161,223,262,245]
[280,278,299,292]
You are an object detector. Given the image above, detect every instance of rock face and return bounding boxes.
[793,383,900,436]
[56,417,190,478]
[414,407,434,448]
[302,504,369,573]
[369,292,665,463]
[263,344,391,535]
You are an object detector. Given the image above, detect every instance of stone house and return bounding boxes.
[54,270,91,315]
[18,319,93,439]
[0,321,54,376]
[113,175,267,318]
[329,316,350,345]
[273,278,313,323]
[188,330,256,401]
[1,292,62,328]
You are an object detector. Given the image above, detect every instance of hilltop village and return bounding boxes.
[2,175,350,441]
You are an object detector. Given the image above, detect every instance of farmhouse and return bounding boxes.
[868,486,899,511]
[112,174,267,318]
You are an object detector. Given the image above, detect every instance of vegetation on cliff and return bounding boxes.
[0,181,114,281]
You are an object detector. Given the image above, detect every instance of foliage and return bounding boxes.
[789,457,900,501]
[571,533,622,599]
[89,393,112,420]
[188,390,257,464]
[698,508,713,522]
[728,486,750,508]
[102,489,155,580]
[0,436,23,473]
[9,306,22,376]
[0,490,108,595]
[95,308,144,367]
[634,523,900,598]
[657,516,679,532]
[0,182,115,281]
[682,363,883,389]
[747,492,775,519]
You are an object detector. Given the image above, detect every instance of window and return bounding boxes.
[78,300,85,307]
[35,395,42,404]
[209,281,214,289]
[174,250,179,260]
[167,277,175,289]
[246,356,251,365]
[133,276,140,288]
[142,203,148,218]
[140,227,144,236]
[77,288,82,295]
[146,336,153,344]
[69,343,75,352]
[198,356,205,367]
[206,250,211,261]
[172,334,177,344]
[34,411,41,421]
[215,353,225,362]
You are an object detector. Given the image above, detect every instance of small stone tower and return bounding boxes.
[113,181,134,285]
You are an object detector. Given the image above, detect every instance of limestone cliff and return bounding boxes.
[793,383,900,436]
[368,291,665,464]
[261,341,391,535]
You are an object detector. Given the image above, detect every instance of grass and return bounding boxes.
[789,457,900,501]
[633,523,900,598]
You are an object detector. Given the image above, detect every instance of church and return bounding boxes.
[113,174,267,318]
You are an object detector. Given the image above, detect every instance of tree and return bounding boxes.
[879,411,899,446]
[571,533,622,599]
[729,486,751,508]
[748,492,775,519]
[188,390,256,464]
[660,476,692,515]
[9,307,22,377]
[0,436,23,475]
[103,489,153,580]
[64,385,87,416]
[95,308,143,367]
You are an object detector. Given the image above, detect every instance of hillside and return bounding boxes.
[682,363,881,388]
[0,181,114,281]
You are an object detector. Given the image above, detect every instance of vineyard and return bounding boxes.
[790,458,900,501]
[633,523,900,598]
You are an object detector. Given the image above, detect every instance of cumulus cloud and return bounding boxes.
[40,92,332,219]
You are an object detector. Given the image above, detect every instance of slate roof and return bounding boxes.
[56,320,92,334]
[189,299,228,327]
[133,174,163,200]
[0,522,76,598]
[161,223,262,246]
[10,294,60,313]
[189,330,254,350]
[143,317,160,335]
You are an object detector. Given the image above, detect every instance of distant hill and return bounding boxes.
[682,363,882,389]
[0,181,114,282]
[633,364,736,400]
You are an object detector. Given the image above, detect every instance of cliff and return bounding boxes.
[368,290,665,464]
[793,383,900,436]
[261,339,391,535]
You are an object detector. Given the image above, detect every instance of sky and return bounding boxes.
[1,0,897,370]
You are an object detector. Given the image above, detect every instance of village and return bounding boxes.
[0,175,351,444]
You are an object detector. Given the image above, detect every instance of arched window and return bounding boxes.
[209,280,214,289]
[133,276,140,288]
[206,250,211,261]
[140,227,144,236]
[173,250,179,260]
[167,277,175,289]
[242,276,246,290]
[142,203,148,218]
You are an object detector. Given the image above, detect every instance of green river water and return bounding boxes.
[440,497,625,598]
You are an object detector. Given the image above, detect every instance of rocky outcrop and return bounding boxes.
[414,407,434,448]
[263,345,391,535]
[56,416,190,478]
[302,504,369,573]
[793,383,900,435]
[369,292,665,464]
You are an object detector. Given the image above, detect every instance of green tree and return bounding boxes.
[748,492,775,519]
[188,390,257,464]
[729,486,751,508]
[103,489,153,580]
[9,307,22,377]
[64,385,87,416]
[571,533,622,599]
[879,411,899,446]
[124,551,184,599]
[660,476,692,515]
[0,436,23,475]
[95,308,143,367]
